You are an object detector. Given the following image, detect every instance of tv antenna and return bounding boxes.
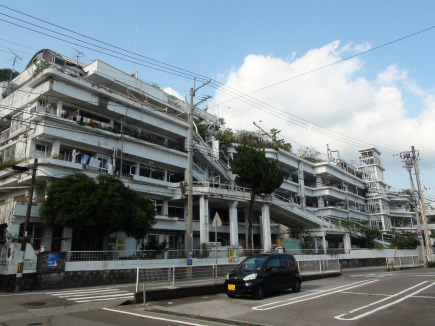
[9,49,22,81]
[72,48,85,63]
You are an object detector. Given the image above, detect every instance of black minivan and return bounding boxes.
[224,253,301,300]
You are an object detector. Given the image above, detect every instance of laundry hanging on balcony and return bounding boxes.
[88,157,101,168]
[81,154,89,164]
[105,163,113,174]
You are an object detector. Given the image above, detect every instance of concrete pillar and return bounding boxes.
[322,236,327,255]
[316,176,323,188]
[56,100,63,117]
[164,169,168,182]
[60,227,73,251]
[163,200,169,216]
[229,201,238,247]
[43,227,53,251]
[135,163,140,176]
[261,204,272,251]
[243,207,253,249]
[199,196,209,244]
[51,139,61,158]
[109,119,114,127]
[27,139,36,159]
[343,233,351,254]
[298,161,306,209]
[318,196,325,208]
[314,237,318,253]
[278,224,290,240]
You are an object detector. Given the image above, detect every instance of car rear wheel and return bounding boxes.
[292,279,301,293]
[254,284,265,300]
[227,294,236,298]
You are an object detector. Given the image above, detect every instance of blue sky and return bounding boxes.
[1,0,435,196]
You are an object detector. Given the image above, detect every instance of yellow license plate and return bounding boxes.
[228,284,235,291]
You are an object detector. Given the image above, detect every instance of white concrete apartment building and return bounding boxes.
[0,49,417,256]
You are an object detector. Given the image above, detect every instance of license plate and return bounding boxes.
[228,284,235,291]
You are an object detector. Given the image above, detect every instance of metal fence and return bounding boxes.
[386,256,421,269]
[67,248,278,262]
[135,259,341,293]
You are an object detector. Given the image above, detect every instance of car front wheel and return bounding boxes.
[227,294,236,298]
[292,279,301,293]
[254,284,266,300]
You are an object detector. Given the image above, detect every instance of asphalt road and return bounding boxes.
[0,267,434,326]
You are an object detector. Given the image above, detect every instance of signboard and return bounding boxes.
[188,252,192,265]
[117,238,125,251]
[23,259,37,270]
[417,229,422,237]
[47,254,58,267]
[212,213,222,227]
[229,249,239,263]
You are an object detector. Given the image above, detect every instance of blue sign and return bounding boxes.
[47,254,58,267]
[188,259,192,265]
[189,252,192,259]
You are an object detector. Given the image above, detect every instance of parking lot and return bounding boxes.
[133,267,435,326]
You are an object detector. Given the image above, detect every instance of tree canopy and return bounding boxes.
[297,146,323,163]
[0,68,19,82]
[40,173,156,250]
[229,144,283,248]
[342,220,381,249]
[390,231,420,249]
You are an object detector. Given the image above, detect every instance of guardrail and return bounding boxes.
[135,258,341,293]
[386,256,421,269]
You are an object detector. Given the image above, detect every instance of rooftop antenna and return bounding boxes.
[72,48,85,64]
[9,49,22,81]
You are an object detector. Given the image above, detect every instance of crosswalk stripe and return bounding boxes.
[47,288,114,295]
[48,287,134,303]
[75,296,133,303]
[58,291,129,298]
[66,293,134,301]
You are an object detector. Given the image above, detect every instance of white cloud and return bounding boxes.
[211,41,435,190]
[161,87,185,101]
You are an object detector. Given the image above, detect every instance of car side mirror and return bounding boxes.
[265,266,272,273]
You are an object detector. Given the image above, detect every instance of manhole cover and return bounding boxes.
[22,302,45,306]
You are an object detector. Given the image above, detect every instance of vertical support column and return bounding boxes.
[343,233,351,254]
[314,237,318,254]
[56,100,63,117]
[163,200,169,216]
[51,140,60,158]
[315,176,323,188]
[135,163,140,176]
[298,161,306,209]
[261,204,272,251]
[199,196,209,244]
[243,207,253,249]
[27,139,36,159]
[60,227,73,251]
[318,196,324,208]
[228,201,238,247]
[322,236,327,255]
[43,227,53,251]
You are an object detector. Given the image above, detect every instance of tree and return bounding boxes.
[390,231,420,249]
[342,220,381,249]
[216,128,235,150]
[270,128,292,153]
[0,68,19,82]
[198,124,211,140]
[229,144,283,249]
[297,146,322,163]
[40,173,156,249]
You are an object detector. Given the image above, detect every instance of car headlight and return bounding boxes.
[226,273,229,280]
[243,273,257,281]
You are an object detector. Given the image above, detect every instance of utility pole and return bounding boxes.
[9,49,22,81]
[15,158,38,292]
[186,78,211,264]
[411,146,433,263]
[402,153,426,264]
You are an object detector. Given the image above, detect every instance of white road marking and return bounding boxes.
[48,287,133,303]
[341,291,390,297]
[335,281,435,321]
[252,279,378,311]
[102,308,209,326]
[411,295,435,299]
[58,291,130,298]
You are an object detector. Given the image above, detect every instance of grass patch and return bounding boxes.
[149,301,162,306]
[148,308,267,326]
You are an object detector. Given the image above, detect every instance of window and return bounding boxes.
[35,144,47,152]
[54,56,66,66]
[265,257,282,271]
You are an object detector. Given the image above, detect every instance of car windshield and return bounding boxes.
[236,256,268,271]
